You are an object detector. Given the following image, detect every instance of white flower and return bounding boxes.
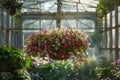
[52,45,55,47]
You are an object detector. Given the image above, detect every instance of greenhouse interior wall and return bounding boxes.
[101,6,120,60]
[1,7,120,61]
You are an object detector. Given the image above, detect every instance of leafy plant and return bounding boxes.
[0,70,31,80]
[96,0,120,27]
[12,70,31,80]
[0,45,31,70]
[0,0,22,16]
[96,0,120,17]
[29,58,97,80]
[96,59,120,80]
[0,72,12,80]
[29,61,73,80]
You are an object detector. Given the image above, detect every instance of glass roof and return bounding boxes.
[18,0,99,13]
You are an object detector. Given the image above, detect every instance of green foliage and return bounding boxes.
[0,45,31,80]
[0,72,12,80]
[96,0,108,17]
[12,70,31,80]
[0,70,31,80]
[96,59,120,80]
[0,0,22,22]
[1,0,22,16]
[29,61,73,80]
[96,0,120,17]
[96,0,120,28]
[0,45,31,70]
[29,59,97,80]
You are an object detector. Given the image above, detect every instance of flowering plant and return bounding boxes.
[96,59,120,80]
[24,28,89,60]
[0,0,22,15]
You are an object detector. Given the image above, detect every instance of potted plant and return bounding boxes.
[0,45,30,72]
[24,28,89,60]
[0,0,22,15]
[96,59,120,80]
[96,0,120,18]
[0,70,31,80]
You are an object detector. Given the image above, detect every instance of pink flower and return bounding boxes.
[37,48,40,51]
[63,42,67,48]
[43,43,48,48]
[59,50,63,53]
[48,38,53,41]
[32,46,35,49]
[72,38,77,43]
[38,42,41,46]
[41,29,47,34]
[58,53,64,57]
[78,41,81,46]
[47,45,50,49]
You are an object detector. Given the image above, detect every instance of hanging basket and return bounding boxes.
[49,54,70,60]
[24,28,89,61]
[0,60,14,72]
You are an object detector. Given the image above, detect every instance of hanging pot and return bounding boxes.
[49,54,70,60]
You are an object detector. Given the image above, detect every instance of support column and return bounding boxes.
[56,0,62,28]
[5,14,10,45]
[115,7,119,59]
[104,15,108,48]
[17,20,23,50]
[0,10,5,45]
[109,11,113,60]
[0,9,3,46]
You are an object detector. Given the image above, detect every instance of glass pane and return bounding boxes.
[9,16,12,28]
[78,0,98,12]
[22,19,39,29]
[78,4,86,12]
[0,9,1,26]
[22,2,40,12]
[61,20,76,28]
[9,16,15,28]
[119,28,120,48]
[118,6,120,25]
[78,4,96,12]
[41,1,57,12]
[4,12,8,28]
[78,19,95,32]
[112,29,115,48]
[103,17,105,29]
[62,2,77,12]
[102,33,107,48]
[112,11,115,27]
[107,31,110,48]
[107,13,110,27]
[21,0,98,13]
[64,0,79,2]
[111,50,116,61]
[41,20,56,29]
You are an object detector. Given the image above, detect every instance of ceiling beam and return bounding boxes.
[22,12,96,20]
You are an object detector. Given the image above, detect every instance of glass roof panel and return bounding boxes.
[62,2,77,12]
[19,0,99,13]
[41,1,57,12]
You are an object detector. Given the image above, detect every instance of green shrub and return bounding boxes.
[96,59,120,80]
